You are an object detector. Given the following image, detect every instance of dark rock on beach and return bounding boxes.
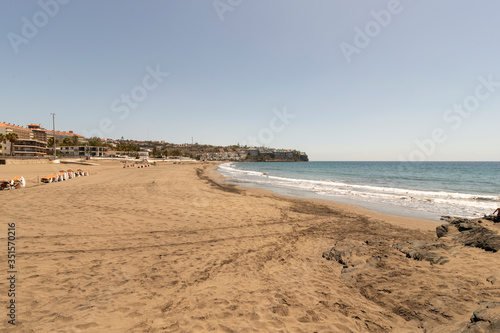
[436,224,449,238]
[392,241,450,265]
[322,240,367,267]
[461,302,500,333]
[439,216,500,252]
[483,215,500,223]
[322,240,384,282]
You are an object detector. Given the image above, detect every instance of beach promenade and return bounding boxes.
[0,161,498,332]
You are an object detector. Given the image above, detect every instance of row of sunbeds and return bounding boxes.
[41,169,89,183]
[0,176,26,190]
[123,164,152,168]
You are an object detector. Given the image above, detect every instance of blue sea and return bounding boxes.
[218,162,500,221]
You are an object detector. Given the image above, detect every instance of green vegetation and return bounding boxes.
[168,148,183,157]
[5,133,18,156]
[47,137,59,147]
[87,137,103,146]
[116,141,140,152]
[62,137,72,146]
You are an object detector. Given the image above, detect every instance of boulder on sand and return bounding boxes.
[438,217,500,252]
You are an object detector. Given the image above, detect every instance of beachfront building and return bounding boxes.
[59,146,108,157]
[248,148,259,157]
[28,124,48,142]
[273,149,295,160]
[12,139,48,157]
[201,151,247,161]
[0,122,47,157]
[47,129,85,143]
[245,148,309,162]
[105,150,123,157]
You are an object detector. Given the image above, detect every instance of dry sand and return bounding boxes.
[0,160,499,332]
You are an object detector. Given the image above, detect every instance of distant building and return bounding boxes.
[138,151,149,159]
[47,129,84,142]
[201,151,247,161]
[274,150,294,160]
[0,122,47,157]
[59,146,107,157]
[248,148,259,157]
[258,149,274,158]
[27,124,47,142]
[105,150,122,157]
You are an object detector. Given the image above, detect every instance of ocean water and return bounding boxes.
[218,162,500,221]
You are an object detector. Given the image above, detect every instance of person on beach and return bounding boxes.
[493,208,500,222]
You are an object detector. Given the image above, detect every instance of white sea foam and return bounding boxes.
[218,163,498,218]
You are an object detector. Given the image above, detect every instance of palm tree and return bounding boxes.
[87,136,102,146]
[5,133,18,156]
[0,134,4,154]
[62,137,72,146]
[47,137,59,147]
[47,137,59,156]
[72,135,79,146]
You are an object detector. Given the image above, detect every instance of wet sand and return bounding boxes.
[0,160,498,332]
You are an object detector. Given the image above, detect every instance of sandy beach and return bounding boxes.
[1,160,499,332]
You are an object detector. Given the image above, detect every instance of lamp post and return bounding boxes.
[50,113,56,160]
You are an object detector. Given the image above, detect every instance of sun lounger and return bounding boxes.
[77,169,89,176]
[1,177,26,189]
[40,170,88,184]
[0,180,11,190]
[59,170,69,181]
[41,174,57,183]
[11,176,26,189]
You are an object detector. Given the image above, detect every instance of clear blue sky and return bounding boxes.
[1,1,499,161]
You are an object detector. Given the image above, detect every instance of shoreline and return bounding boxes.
[215,161,498,222]
[1,160,498,332]
[208,162,442,231]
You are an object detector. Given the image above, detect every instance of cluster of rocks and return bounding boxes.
[322,215,500,331]
[322,216,500,273]
[461,302,500,332]
[321,239,382,281]
[392,240,450,265]
[438,216,500,252]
